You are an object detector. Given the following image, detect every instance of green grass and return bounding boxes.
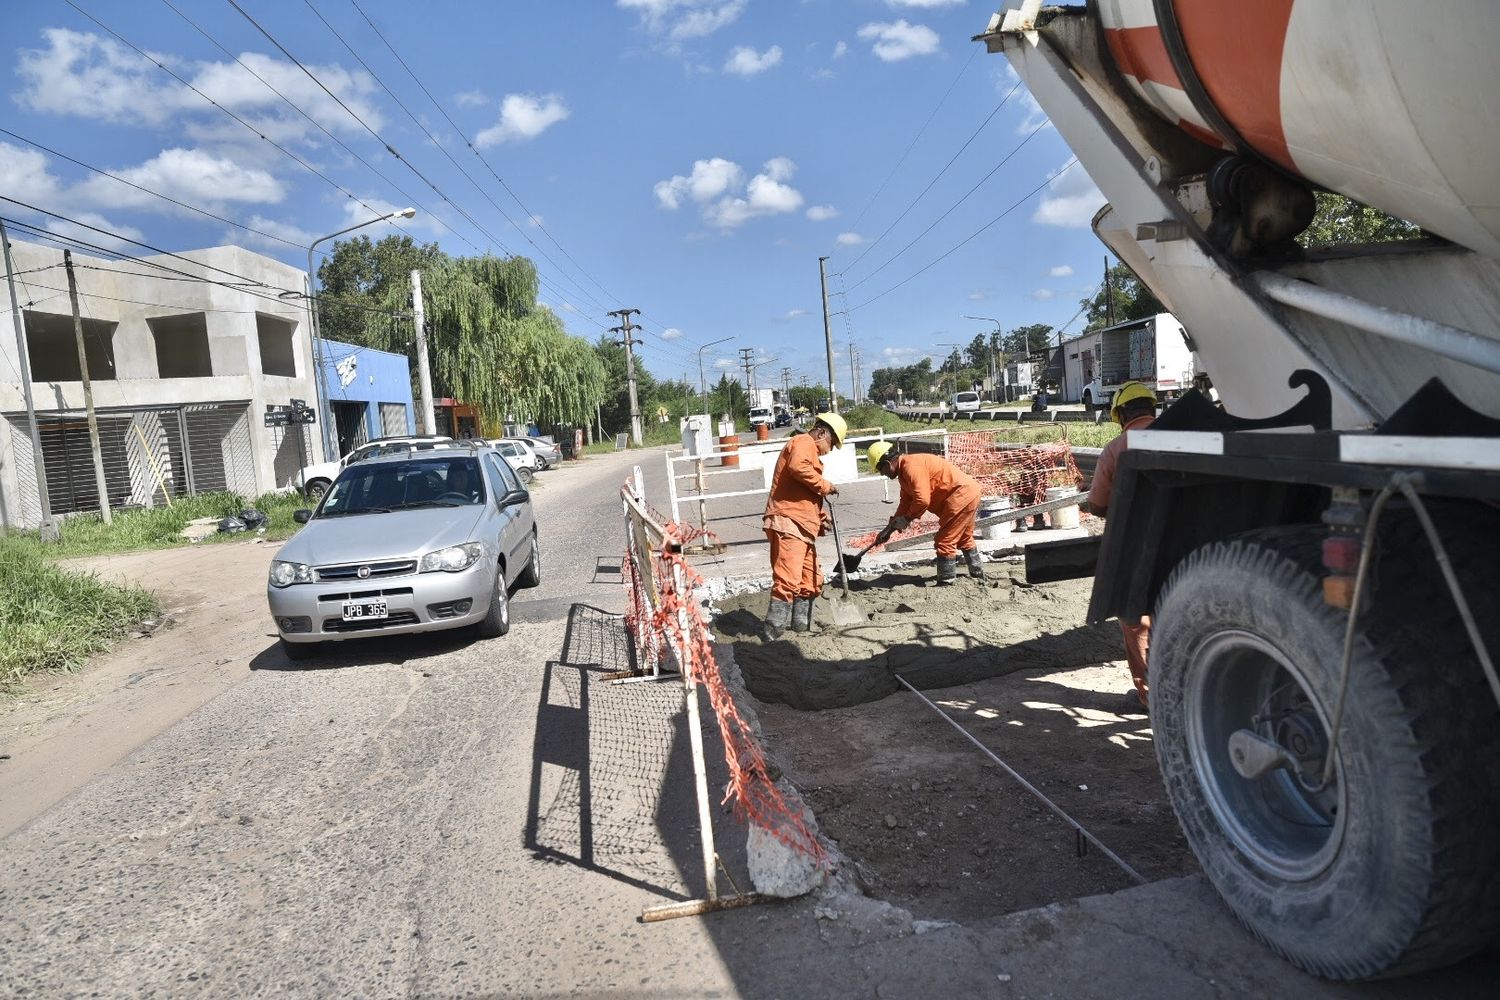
[842,403,1119,449]
[4,490,310,560]
[0,544,158,694]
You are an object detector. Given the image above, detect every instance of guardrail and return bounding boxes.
[896,406,1106,424]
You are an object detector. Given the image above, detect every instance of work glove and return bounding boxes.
[874,526,893,545]
[891,516,911,533]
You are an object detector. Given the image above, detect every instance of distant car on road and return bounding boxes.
[504,436,560,469]
[294,435,455,501]
[817,399,831,413]
[269,446,540,660]
[951,391,981,413]
[486,439,539,483]
[774,410,792,428]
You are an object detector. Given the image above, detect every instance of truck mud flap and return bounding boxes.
[1025,536,1101,584]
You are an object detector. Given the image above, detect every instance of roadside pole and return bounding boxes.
[0,219,58,539]
[819,256,837,414]
[411,269,436,434]
[609,308,643,446]
[63,251,111,525]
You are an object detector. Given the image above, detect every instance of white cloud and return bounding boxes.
[475,93,570,147]
[76,149,284,210]
[1049,264,1074,278]
[1032,288,1055,300]
[882,346,921,360]
[454,89,488,108]
[656,157,804,229]
[806,204,839,221]
[836,232,864,246]
[857,20,941,62]
[832,41,848,59]
[528,214,545,228]
[777,308,809,321]
[619,0,746,41]
[190,51,385,135]
[234,214,316,252]
[966,290,988,301]
[1033,161,1104,228]
[661,327,684,340]
[713,356,737,368]
[560,302,579,313]
[16,28,184,126]
[724,45,782,77]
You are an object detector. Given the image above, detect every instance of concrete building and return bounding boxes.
[320,339,417,456]
[0,238,326,529]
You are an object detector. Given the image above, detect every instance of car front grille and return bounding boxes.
[322,611,421,633]
[316,587,415,602]
[316,560,417,581]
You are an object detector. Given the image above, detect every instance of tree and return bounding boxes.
[1081,261,1164,331]
[1002,323,1054,357]
[319,237,606,428]
[1298,192,1422,250]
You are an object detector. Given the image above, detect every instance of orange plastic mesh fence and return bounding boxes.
[653,525,826,865]
[848,434,1084,551]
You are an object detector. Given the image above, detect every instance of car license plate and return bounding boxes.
[342,599,388,622]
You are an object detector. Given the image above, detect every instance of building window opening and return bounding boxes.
[147,313,213,378]
[23,310,118,382]
[257,313,298,377]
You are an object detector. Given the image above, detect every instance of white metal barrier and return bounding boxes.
[665,428,950,528]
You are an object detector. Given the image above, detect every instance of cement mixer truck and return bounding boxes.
[979,1,1500,981]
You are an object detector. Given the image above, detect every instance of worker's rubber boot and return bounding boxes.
[962,547,985,579]
[936,556,958,586]
[791,598,814,633]
[763,599,792,641]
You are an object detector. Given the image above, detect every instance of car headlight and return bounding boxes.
[269,560,313,587]
[419,542,485,573]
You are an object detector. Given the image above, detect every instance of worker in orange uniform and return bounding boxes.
[762,412,847,639]
[1087,381,1157,706]
[867,441,983,585]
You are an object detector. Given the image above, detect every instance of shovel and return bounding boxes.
[837,537,882,576]
[823,499,867,625]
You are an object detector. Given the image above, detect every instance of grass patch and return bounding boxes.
[5,490,310,560]
[842,403,1119,449]
[0,544,158,694]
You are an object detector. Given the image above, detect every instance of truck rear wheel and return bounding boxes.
[1150,524,1500,980]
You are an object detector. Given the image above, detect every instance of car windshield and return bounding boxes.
[320,458,486,516]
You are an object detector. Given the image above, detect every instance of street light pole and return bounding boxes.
[696,336,734,412]
[306,207,416,459]
[962,314,1002,401]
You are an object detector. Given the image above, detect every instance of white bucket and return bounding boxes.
[1046,486,1081,529]
[979,496,1014,540]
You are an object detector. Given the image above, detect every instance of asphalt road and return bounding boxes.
[3,441,1497,998]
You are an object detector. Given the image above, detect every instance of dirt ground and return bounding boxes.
[715,560,1198,923]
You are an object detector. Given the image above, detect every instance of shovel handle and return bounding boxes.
[825,498,852,599]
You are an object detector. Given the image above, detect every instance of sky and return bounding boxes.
[1,0,1109,397]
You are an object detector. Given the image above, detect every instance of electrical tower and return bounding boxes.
[608,307,644,446]
[738,347,756,394]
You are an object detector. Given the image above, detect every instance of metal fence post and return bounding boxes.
[674,560,719,902]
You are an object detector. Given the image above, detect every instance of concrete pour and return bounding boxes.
[712,559,1122,711]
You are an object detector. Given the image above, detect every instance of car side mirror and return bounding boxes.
[293,509,312,523]
[501,489,529,508]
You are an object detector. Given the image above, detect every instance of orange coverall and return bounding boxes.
[890,453,981,558]
[1088,413,1155,704]
[763,433,836,602]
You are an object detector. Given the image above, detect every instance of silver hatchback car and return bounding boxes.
[267,446,540,659]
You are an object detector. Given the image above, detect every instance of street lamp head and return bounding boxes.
[389,207,417,221]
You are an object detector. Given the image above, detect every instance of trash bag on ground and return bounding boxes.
[217,515,247,534]
[239,509,268,529]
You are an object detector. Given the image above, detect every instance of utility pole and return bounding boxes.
[63,251,111,524]
[780,366,792,407]
[1104,255,1115,328]
[818,256,838,413]
[608,308,643,445]
[411,270,435,434]
[1,219,57,539]
[848,344,858,409]
[738,347,755,392]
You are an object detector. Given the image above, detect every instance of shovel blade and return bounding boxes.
[828,597,866,625]
[837,551,864,575]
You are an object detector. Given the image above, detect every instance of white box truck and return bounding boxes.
[1078,312,1194,412]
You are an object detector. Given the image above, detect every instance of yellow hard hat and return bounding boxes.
[815,412,847,445]
[867,441,893,469]
[1111,381,1156,424]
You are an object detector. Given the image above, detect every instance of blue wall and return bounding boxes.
[317,339,415,448]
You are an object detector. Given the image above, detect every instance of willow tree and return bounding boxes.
[353,250,607,428]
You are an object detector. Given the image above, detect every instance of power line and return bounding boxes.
[62,0,418,249]
[846,160,1078,314]
[844,119,1049,294]
[839,79,1024,274]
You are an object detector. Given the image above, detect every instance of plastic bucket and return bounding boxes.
[755,423,770,441]
[719,435,740,468]
[979,496,1014,540]
[1046,485,1080,528]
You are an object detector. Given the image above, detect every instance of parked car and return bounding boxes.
[951,391,981,413]
[293,434,454,501]
[749,406,774,427]
[774,410,792,428]
[269,447,540,659]
[501,435,560,470]
[486,439,538,483]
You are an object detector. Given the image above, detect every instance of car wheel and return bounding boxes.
[1151,525,1500,980]
[518,532,542,589]
[305,478,331,502]
[516,467,534,486]
[280,638,318,662]
[476,563,511,637]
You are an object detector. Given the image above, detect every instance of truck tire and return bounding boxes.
[1081,389,1093,412]
[1150,523,1500,980]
